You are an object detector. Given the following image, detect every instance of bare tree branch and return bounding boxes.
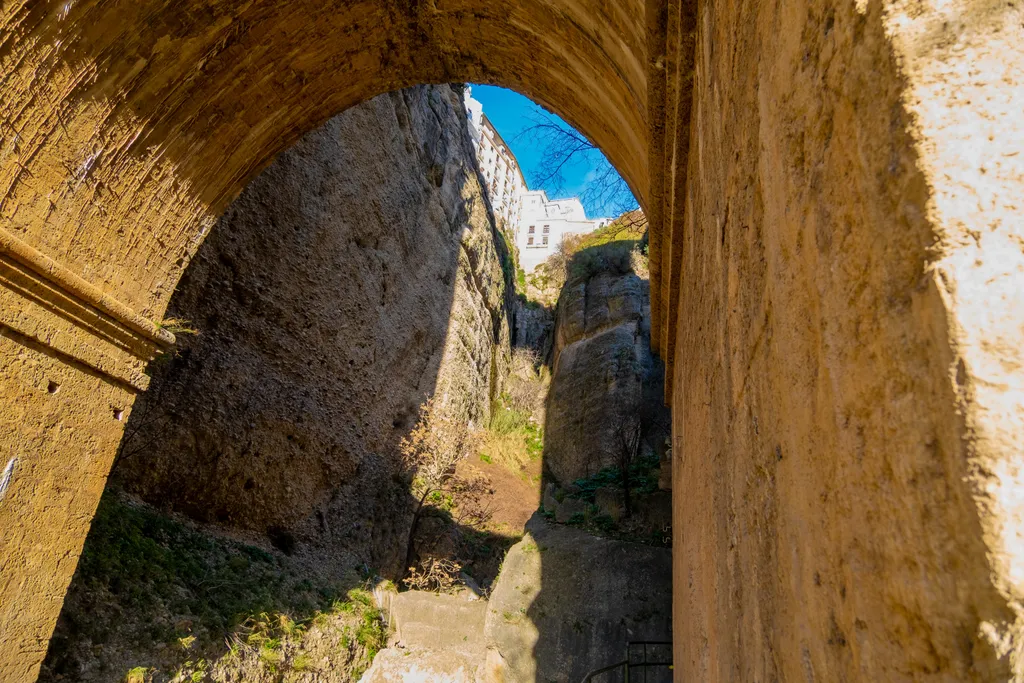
[516,111,639,216]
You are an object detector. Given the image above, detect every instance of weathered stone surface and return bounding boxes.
[107,85,512,577]
[512,301,555,362]
[0,6,647,676]
[390,591,487,657]
[2,0,1024,680]
[544,272,669,484]
[542,482,560,515]
[358,648,481,683]
[670,1,1024,680]
[484,514,672,682]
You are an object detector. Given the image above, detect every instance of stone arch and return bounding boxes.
[5,0,1024,681]
[0,2,651,678]
[1,0,648,323]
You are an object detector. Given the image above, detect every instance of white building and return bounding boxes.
[518,191,609,272]
[464,89,527,232]
[464,87,609,272]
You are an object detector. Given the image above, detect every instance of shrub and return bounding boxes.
[537,210,650,287]
[592,514,617,533]
[489,405,530,435]
[355,609,387,658]
[630,243,649,279]
[402,557,463,593]
[124,667,150,683]
[401,398,473,492]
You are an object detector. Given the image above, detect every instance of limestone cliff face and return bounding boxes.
[114,85,512,576]
[543,270,669,485]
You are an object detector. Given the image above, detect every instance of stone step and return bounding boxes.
[389,590,488,657]
[358,646,484,683]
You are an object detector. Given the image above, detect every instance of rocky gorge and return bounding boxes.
[38,85,673,683]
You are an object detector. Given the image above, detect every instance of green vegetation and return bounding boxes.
[480,397,544,474]
[573,213,648,250]
[527,210,649,298]
[478,348,547,476]
[125,667,150,683]
[73,491,343,636]
[570,452,661,503]
[44,491,388,682]
[489,401,532,434]
[540,451,670,546]
[156,317,199,335]
[563,214,649,282]
[495,218,525,297]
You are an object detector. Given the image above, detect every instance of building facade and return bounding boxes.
[464,89,527,232]
[518,191,611,272]
[464,87,607,271]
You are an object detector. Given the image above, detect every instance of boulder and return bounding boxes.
[542,482,560,514]
[543,272,670,484]
[358,647,480,683]
[484,514,672,682]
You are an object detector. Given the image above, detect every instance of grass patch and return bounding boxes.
[489,404,531,435]
[44,490,388,682]
[478,381,545,477]
[71,492,342,636]
[480,417,543,474]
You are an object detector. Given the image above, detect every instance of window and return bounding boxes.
[542,225,550,233]
[528,237,534,245]
[542,235,549,245]
[528,225,535,234]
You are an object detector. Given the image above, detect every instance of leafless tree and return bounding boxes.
[517,111,639,216]
[399,398,474,576]
[613,411,644,516]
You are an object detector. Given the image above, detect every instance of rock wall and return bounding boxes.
[544,270,669,485]
[672,1,1021,680]
[114,84,512,576]
[486,515,672,682]
[363,514,672,682]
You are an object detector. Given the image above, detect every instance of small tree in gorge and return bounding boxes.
[613,410,644,517]
[399,398,473,577]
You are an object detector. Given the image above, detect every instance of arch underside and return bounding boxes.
[5,0,1022,681]
[0,0,649,322]
[0,5,657,676]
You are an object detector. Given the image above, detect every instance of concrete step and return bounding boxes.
[358,646,485,683]
[390,590,487,657]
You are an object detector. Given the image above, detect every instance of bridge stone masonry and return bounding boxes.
[1,1,1022,681]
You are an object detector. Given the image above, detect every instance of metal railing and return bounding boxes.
[580,640,673,683]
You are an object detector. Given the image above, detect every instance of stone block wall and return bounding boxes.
[663,0,1024,679]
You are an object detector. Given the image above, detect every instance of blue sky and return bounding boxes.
[468,85,630,219]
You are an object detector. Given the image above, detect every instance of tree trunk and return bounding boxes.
[403,488,434,579]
